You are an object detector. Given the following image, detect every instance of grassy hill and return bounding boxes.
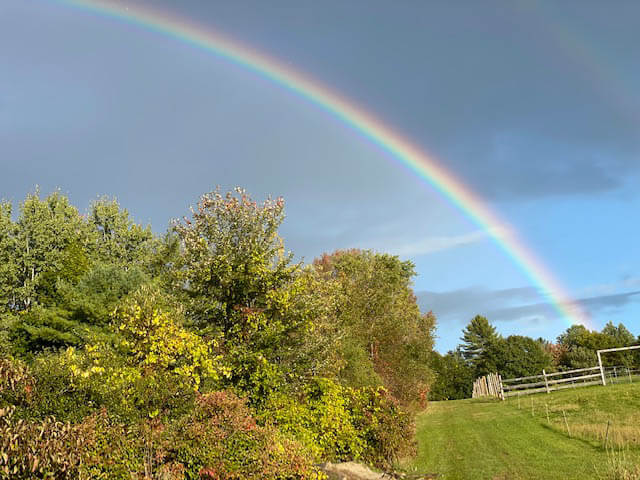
[405,382,640,479]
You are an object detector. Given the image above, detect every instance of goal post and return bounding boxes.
[597,345,640,386]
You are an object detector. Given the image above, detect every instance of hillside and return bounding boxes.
[407,382,640,479]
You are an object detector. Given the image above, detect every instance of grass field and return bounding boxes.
[406,382,640,479]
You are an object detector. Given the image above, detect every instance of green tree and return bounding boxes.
[601,322,636,366]
[556,324,631,368]
[173,188,314,398]
[0,202,18,312]
[88,196,156,268]
[460,315,500,376]
[496,335,553,379]
[57,263,149,327]
[429,349,474,400]
[13,190,90,310]
[312,249,435,404]
[37,240,90,307]
[8,306,87,355]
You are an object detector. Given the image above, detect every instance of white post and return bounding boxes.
[543,369,550,394]
[598,351,606,386]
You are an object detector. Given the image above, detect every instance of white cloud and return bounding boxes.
[382,229,493,257]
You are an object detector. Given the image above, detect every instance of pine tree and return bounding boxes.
[460,315,501,376]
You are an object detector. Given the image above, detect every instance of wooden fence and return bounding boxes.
[502,366,604,398]
[472,373,504,400]
[472,362,640,400]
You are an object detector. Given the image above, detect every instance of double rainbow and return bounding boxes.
[56,0,592,327]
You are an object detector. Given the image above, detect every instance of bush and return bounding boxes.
[346,387,416,469]
[0,406,86,479]
[260,379,365,462]
[259,378,416,469]
[0,356,35,407]
[28,346,198,423]
[8,306,86,356]
[167,391,319,479]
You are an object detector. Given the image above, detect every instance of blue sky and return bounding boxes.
[1,0,639,351]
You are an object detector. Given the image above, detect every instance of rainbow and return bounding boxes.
[55,0,592,327]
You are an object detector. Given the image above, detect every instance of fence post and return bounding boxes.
[543,369,550,394]
[499,374,504,401]
[598,351,606,386]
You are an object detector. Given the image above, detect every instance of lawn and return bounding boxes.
[406,382,640,479]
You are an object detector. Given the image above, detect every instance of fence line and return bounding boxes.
[472,364,640,400]
[502,366,605,398]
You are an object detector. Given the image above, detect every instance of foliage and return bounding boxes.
[259,379,366,462]
[87,196,156,268]
[30,287,224,421]
[0,187,433,475]
[346,386,416,469]
[0,406,87,479]
[8,306,88,356]
[59,263,149,327]
[173,187,295,334]
[557,323,638,369]
[8,190,90,311]
[259,378,415,470]
[114,285,225,392]
[0,356,35,407]
[173,188,323,400]
[37,240,90,307]
[167,391,318,480]
[460,315,501,376]
[494,335,553,379]
[429,349,474,400]
[312,249,435,405]
[0,202,18,313]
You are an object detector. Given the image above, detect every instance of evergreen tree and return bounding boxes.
[460,315,500,376]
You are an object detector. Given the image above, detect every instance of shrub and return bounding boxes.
[0,356,35,407]
[346,387,416,469]
[259,378,416,469]
[260,379,365,462]
[114,285,224,392]
[168,391,318,479]
[0,406,86,479]
[29,345,198,422]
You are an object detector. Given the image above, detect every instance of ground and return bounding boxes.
[406,382,640,479]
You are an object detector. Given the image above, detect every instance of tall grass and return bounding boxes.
[505,382,640,448]
[597,448,640,480]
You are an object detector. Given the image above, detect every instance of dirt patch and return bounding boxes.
[317,462,438,480]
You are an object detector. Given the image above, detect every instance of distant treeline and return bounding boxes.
[0,187,434,478]
[430,315,639,400]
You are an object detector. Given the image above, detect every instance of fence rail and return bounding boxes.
[503,366,605,397]
[472,364,640,400]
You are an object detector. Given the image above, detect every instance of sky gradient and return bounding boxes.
[1,0,639,351]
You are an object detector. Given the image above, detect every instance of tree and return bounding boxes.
[556,323,636,368]
[429,349,474,400]
[0,201,18,312]
[312,249,435,404]
[57,263,149,327]
[173,188,314,397]
[496,335,553,379]
[460,315,500,376]
[173,188,296,334]
[12,190,90,310]
[88,197,156,268]
[601,322,637,367]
